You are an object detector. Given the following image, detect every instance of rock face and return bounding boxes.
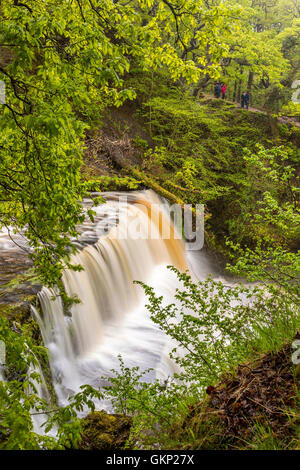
[79,411,132,450]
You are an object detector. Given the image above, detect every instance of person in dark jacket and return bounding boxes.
[241,92,246,108]
[214,83,221,98]
[245,91,250,109]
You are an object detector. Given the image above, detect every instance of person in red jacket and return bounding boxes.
[221,83,227,99]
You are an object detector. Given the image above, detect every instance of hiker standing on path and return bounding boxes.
[241,92,245,108]
[214,83,221,98]
[245,91,250,109]
[221,83,227,99]
[241,91,250,109]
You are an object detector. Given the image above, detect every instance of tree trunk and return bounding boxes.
[233,80,237,102]
[237,79,242,103]
[247,71,254,91]
[237,66,243,103]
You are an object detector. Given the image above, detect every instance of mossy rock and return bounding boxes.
[0,296,43,346]
[0,299,32,324]
[79,411,132,450]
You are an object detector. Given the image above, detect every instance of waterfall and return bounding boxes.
[32,190,195,409]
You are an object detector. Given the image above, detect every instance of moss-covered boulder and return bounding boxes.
[79,411,132,450]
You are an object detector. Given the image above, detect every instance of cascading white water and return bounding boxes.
[0,189,251,437]
[31,190,208,410]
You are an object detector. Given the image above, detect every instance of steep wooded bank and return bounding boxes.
[83,90,300,262]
